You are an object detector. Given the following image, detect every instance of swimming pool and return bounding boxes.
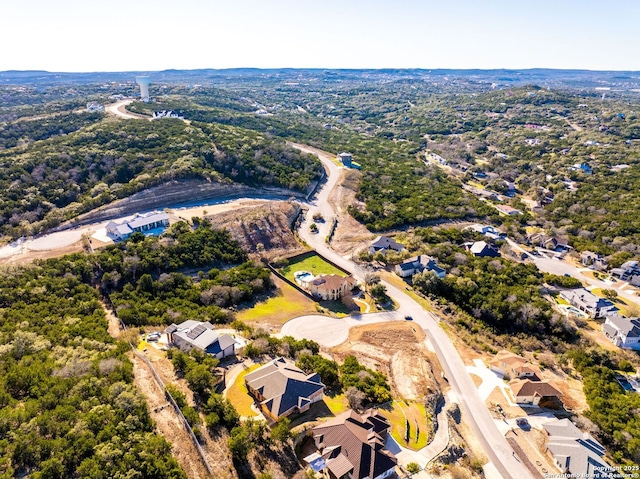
[294,271,315,283]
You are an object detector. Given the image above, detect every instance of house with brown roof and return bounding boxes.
[308,274,357,301]
[244,357,325,421]
[510,379,562,406]
[304,409,397,479]
[488,351,541,380]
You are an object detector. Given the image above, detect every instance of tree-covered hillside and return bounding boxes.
[0,114,321,238]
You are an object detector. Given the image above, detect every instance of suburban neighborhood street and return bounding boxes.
[293,147,534,479]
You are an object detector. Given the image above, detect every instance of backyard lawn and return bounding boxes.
[280,253,346,283]
[380,401,430,450]
[225,364,262,418]
[323,393,348,415]
[236,277,318,325]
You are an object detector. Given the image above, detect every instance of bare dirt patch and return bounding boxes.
[328,169,374,256]
[0,240,85,266]
[205,201,305,260]
[333,323,435,401]
[506,427,559,477]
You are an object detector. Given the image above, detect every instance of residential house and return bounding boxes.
[106,212,170,241]
[86,102,105,112]
[244,357,325,420]
[304,409,397,479]
[543,418,612,477]
[560,288,618,319]
[369,236,404,256]
[465,241,500,258]
[611,260,640,286]
[495,204,522,216]
[602,314,640,350]
[153,110,184,119]
[308,274,357,301]
[527,233,572,252]
[510,379,562,406]
[164,320,238,359]
[580,251,609,272]
[571,162,593,174]
[467,224,505,240]
[488,351,541,380]
[395,255,446,279]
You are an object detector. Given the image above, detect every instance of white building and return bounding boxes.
[105,212,170,241]
[559,288,618,319]
[165,320,238,359]
[602,315,640,350]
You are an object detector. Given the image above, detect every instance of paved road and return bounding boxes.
[280,312,397,348]
[292,146,533,479]
[106,99,147,120]
[508,237,640,309]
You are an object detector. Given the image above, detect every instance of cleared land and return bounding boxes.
[236,276,318,330]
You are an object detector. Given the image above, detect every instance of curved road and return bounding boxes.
[289,145,533,479]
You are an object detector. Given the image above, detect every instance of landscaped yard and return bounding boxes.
[323,393,348,415]
[225,364,262,417]
[280,253,346,283]
[380,401,430,450]
[236,277,318,325]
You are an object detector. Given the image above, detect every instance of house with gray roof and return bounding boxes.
[245,357,325,421]
[543,418,613,477]
[465,241,500,258]
[602,314,640,350]
[611,260,640,286]
[559,288,618,319]
[165,320,238,359]
[580,251,609,272]
[106,211,170,241]
[395,255,445,279]
[369,236,404,256]
[304,409,397,479]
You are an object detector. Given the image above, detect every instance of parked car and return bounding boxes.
[404,315,413,321]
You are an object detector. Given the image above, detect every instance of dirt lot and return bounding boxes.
[333,323,436,401]
[506,427,559,478]
[327,168,375,256]
[205,200,305,260]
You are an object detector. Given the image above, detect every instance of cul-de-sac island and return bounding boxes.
[1,68,639,479]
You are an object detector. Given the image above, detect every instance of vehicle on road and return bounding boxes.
[404,315,413,321]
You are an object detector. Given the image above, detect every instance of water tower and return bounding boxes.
[135,76,151,102]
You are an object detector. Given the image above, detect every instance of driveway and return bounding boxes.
[466,359,514,405]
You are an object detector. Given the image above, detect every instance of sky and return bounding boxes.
[1,0,639,72]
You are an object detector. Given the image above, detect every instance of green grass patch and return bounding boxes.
[555,297,570,306]
[237,280,318,325]
[280,254,346,283]
[380,401,430,450]
[323,393,348,415]
[225,364,262,417]
[380,272,433,312]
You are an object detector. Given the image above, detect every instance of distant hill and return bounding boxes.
[1,67,639,89]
